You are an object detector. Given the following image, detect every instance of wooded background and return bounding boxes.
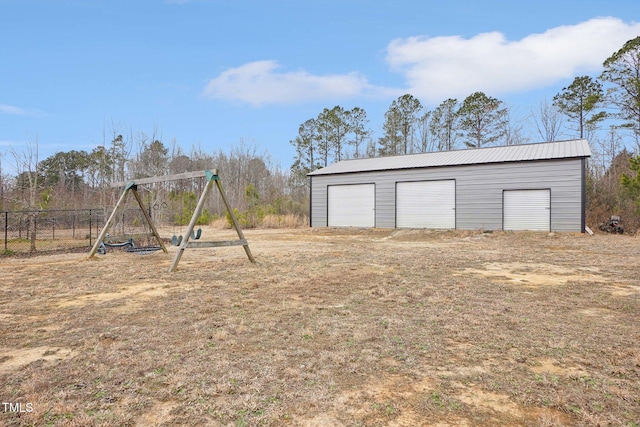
[2,37,640,243]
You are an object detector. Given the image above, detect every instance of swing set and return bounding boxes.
[88,169,255,272]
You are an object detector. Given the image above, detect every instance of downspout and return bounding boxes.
[308,175,312,227]
[581,157,586,233]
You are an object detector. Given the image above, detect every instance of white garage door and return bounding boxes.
[328,184,375,227]
[503,189,551,231]
[396,180,456,228]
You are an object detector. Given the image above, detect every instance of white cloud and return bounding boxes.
[202,60,375,106]
[202,18,640,107]
[0,104,27,115]
[385,17,640,104]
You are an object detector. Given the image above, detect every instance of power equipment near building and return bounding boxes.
[308,139,591,233]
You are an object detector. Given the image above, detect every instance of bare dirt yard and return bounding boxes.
[0,227,639,426]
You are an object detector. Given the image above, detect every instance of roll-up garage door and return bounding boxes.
[328,184,375,227]
[503,189,551,231]
[396,180,456,228]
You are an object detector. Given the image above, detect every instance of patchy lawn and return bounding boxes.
[0,227,639,426]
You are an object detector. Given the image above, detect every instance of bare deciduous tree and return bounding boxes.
[532,99,564,142]
[10,137,40,252]
[504,106,529,146]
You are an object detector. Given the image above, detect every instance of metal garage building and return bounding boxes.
[308,139,591,232]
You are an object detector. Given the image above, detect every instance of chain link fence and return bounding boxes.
[0,209,108,255]
[0,208,170,255]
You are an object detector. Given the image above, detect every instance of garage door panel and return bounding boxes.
[503,189,550,231]
[396,180,455,228]
[328,184,375,227]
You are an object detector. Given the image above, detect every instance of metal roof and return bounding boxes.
[308,139,591,176]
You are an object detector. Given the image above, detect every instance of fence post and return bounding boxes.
[52,217,55,240]
[3,211,7,252]
[89,209,92,246]
[32,213,37,252]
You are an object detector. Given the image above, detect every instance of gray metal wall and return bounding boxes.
[309,158,585,232]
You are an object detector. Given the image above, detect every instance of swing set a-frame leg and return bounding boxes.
[88,182,167,258]
[168,177,211,272]
[88,183,131,258]
[215,178,255,263]
[130,186,167,254]
[168,170,254,272]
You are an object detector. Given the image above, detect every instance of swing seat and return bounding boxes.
[192,228,202,240]
[103,238,134,248]
[97,238,134,255]
[171,230,200,246]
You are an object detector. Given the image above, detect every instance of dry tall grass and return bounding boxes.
[210,214,308,230]
[260,214,307,228]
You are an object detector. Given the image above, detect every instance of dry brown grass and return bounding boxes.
[260,214,307,229]
[0,227,639,426]
[209,217,231,229]
[208,214,308,230]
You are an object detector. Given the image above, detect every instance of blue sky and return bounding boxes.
[1,0,639,174]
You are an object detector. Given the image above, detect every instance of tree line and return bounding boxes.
[290,37,640,231]
[1,38,639,232]
[1,133,306,231]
